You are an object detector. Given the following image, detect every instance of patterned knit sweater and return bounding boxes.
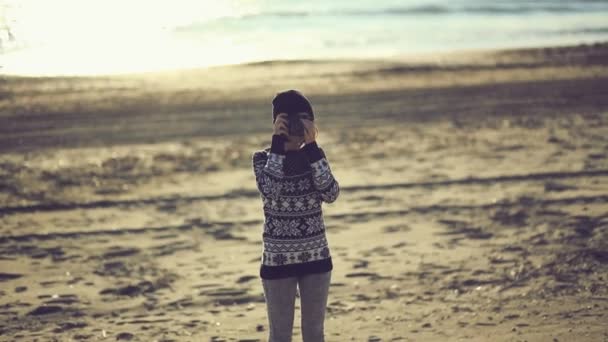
[252,134,340,279]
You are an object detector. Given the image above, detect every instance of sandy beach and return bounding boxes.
[1,42,607,341]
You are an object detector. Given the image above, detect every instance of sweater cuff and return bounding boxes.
[270,134,287,154]
[302,141,323,163]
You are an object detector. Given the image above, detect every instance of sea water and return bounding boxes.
[1,0,607,76]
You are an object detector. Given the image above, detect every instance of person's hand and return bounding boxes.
[273,113,289,137]
[301,118,318,144]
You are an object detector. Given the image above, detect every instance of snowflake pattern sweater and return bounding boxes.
[252,134,340,279]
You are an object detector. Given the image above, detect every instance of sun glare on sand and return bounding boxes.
[1,0,261,76]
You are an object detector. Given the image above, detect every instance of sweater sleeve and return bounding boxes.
[302,141,340,203]
[252,134,287,200]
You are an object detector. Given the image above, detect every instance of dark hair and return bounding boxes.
[271,89,314,123]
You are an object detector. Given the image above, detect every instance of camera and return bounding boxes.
[284,112,311,137]
[287,112,305,137]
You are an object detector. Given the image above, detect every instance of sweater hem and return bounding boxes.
[260,257,333,279]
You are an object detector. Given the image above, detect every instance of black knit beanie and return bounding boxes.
[271,89,314,123]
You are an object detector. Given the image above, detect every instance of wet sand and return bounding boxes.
[0,42,607,341]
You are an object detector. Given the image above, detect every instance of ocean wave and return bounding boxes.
[172,3,608,32]
[367,3,605,16]
[553,27,608,35]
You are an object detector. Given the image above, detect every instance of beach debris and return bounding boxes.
[384,284,400,299]
[544,181,576,192]
[382,224,412,233]
[0,272,22,281]
[116,332,135,340]
[353,259,369,269]
[99,280,156,297]
[236,275,257,283]
[27,305,63,316]
[102,246,140,259]
[53,321,87,333]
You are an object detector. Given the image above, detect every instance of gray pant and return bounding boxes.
[261,271,332,342]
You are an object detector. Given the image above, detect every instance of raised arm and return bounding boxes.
[252,134,287,200]
[302,141,340,203]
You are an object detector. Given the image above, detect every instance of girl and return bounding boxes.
[252,89,340,341]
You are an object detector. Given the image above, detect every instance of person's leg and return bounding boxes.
[261,276,298,342]
[298,271,332,342]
